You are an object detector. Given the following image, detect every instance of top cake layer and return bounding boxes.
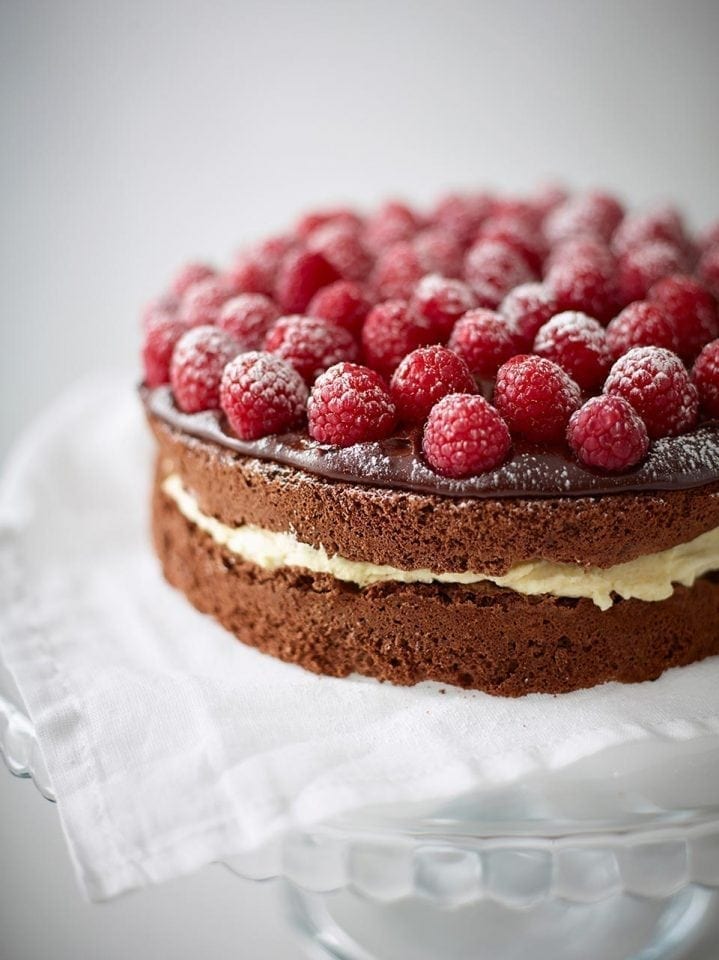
[140,186,719,497]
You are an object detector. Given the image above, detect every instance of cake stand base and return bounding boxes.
[285,882,716,960]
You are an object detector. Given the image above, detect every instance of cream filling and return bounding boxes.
[163,473,719,610]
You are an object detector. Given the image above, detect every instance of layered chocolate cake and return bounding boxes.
[141,188,719,695]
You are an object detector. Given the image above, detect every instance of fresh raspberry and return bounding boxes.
[216,293,281,350]
[604,346,699,438]
[142,314,189,387]
[692,339,719,417]
[179,276,232,326]
[390,346,475,424]
[170,262,217,298]
[615,241,686,305]
[463,238,535,308]
[307,221,373,281]
[699,223,719,254]
[371,241,424,300]
[567,395,649,471]
[422,394,511,478]
[361,300,434,378]
[141,293,179,332]
[307,362,397,445]
[220,352,308,440]
[533,311,612,391]
[528,182,568,218]
[228,236,295,296]
[264,314,359,384]
[648,275,718,362]
[412,228,465,277]
[410,274,478,341]
[611,207,687,258]
[307,280,372,337]
[275,249,341,313]
[479,214,547,273]
[430,192,494,245]
[490,199,543,230]
[698,246,719,299]
[544,191,624,245]
[545,250,617,322]
[448,308,519,379]
[296,208,362,239]
[363,201,422,254]
[499,283,558,349]
[605,301,679,358]
[170,325,239,412]
[494,355,582,442]
[544,235,615,274]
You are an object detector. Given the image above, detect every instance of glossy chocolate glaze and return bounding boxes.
[143,385,719,499]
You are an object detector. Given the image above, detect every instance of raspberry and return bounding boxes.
[361,300,434,378]
[412,227,465,277]
[390,345,475,424]
[606,301,679,358]
[264,314,359,384]
[228,236,295,296]
[216,293,281,350]
[296,208,362,239]
[604,346,699,438]
[533,311,612,391]
[463,238,535,308]
[528,182,568,218]
[615,241,686,305]
[170,325,239,412]
[170,262,216,298]
[544,191,624,245]
[220,352,308,440]
[479,214,546,273]
[371,241,424,300]
[698,246,719,299]
[567,395,649,471]
[500,283,558,349]
[275,249,341,313]
[611,207,687,258]
[545,251,617,322]
[142,314,189,387]
[430,192,494,245]
[448,308,519,379]
[179,276,233,326]
[692,339,719,417]
[307,222,372,281]
[545,235,614,273]
[363,201,422,254]
[648,275,718,362]
[307,280,372,337]
[422,394,511,478]
[410,274,478,341]
[141,293,179,332]
[494,355,582,442]
[699,223,719,254]
[308,362,397,446]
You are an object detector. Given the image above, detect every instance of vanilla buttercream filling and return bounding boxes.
[163,473,719,610]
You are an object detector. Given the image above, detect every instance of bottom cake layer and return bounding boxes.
[152,480,719,697]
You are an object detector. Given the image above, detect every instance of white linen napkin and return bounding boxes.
[1,375,718,901]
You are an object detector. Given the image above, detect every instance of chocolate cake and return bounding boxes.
[141,188,719,695]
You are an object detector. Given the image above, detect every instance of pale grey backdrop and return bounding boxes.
[1,1,719,958]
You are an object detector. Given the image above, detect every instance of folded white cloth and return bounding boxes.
[1,375,718,901]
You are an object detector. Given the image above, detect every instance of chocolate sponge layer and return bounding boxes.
[148,414,719,576]
[152,467,719,696]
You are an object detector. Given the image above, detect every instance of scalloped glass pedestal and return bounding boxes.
[2,670,718,959]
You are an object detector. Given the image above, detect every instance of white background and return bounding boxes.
[1,1,718,957]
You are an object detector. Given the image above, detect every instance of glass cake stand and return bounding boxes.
[2,658,719,960]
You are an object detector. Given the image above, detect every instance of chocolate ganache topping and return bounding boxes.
[143,385,719,499]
